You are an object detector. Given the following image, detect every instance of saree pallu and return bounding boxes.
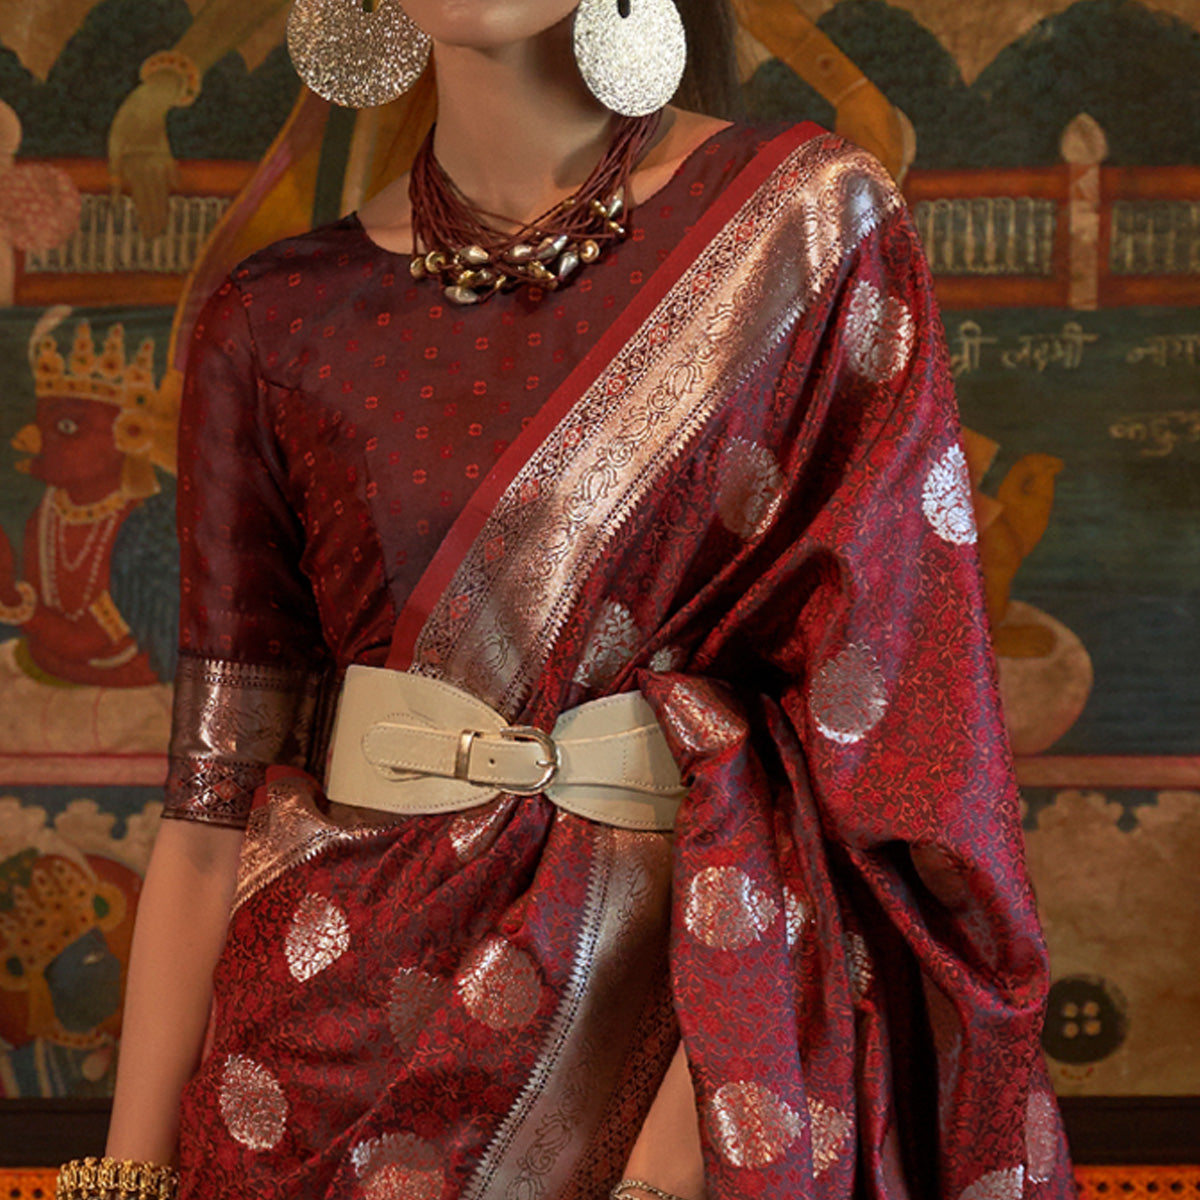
[172,125,1073,1199]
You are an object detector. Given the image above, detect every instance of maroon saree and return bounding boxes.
[167,123,1072,1200]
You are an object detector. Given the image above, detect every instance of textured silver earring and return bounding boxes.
[573,0,687,117]
[287,0,431,109]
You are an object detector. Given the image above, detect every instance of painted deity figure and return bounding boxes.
[0,845,134,1097]
[0,315,177,752]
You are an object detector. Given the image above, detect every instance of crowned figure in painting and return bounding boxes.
[0,313,178,753]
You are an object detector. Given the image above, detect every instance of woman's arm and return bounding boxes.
[104,819,244,1164]
[98,264,324,1165]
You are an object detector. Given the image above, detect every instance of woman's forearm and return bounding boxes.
[105,819,244,1164]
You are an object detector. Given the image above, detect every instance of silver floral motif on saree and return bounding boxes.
[809,642,889,745]
[923,443,979,546]
[715,437,785,541]
[218,1054,289,1150]
[783,886,812,949]
[284,892,350,982]
[959,1166,1026,1200]
[573,599,643,689]
[387,967,446,1054]
[457,936,544,1031]
[843,279,916,384]
[808,1096,855,1175]
[683,866,779,951]
[707,1080,804,1169]
[349,1132,444,1200]
[1025,1091,1061,1184]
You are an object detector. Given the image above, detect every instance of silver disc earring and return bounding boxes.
[572,0,687,117]
[287,0,431,109]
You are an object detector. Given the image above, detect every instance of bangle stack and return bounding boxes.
[57,1157,180,1200]
[138,50,201,106]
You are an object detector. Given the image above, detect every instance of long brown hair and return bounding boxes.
[674,0,745,120]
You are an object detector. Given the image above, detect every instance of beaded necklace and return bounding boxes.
[408,111,662,305]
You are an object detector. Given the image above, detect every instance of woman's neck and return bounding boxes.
[356,28,729,253]
[430,22,616,225]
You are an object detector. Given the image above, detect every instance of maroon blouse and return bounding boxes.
[165,123,772,827]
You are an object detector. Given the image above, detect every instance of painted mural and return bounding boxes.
[0,787,157,1097]
[0,0,1196,1100]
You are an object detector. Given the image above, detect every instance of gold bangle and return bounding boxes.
[139,50,201,106]
[0,580,36,624]
[57,1156,180,1200]
[611,1182,693,1200]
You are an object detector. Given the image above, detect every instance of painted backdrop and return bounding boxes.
[0,0,1196,1099]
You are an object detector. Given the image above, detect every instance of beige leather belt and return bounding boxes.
[325,665,686,830]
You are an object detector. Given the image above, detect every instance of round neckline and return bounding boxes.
[348,119,739,263]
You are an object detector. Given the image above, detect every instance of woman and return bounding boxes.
[58,1,1073,1197]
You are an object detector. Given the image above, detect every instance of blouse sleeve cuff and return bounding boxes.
[164,653,328,827]
[162,757,266,828]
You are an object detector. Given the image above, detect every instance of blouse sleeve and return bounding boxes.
[163,277,330,829]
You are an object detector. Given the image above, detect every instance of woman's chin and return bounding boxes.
[408,0,577,52]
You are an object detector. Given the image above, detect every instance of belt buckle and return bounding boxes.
[501,725,560,795]
[453,725,560,795]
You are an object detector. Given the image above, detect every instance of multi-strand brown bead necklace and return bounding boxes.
[408,112,662,305]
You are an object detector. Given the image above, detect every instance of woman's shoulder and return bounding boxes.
[197,216,395,374]
[670,117,898,216]
[735,119,897,193]
[228,214,386,292]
